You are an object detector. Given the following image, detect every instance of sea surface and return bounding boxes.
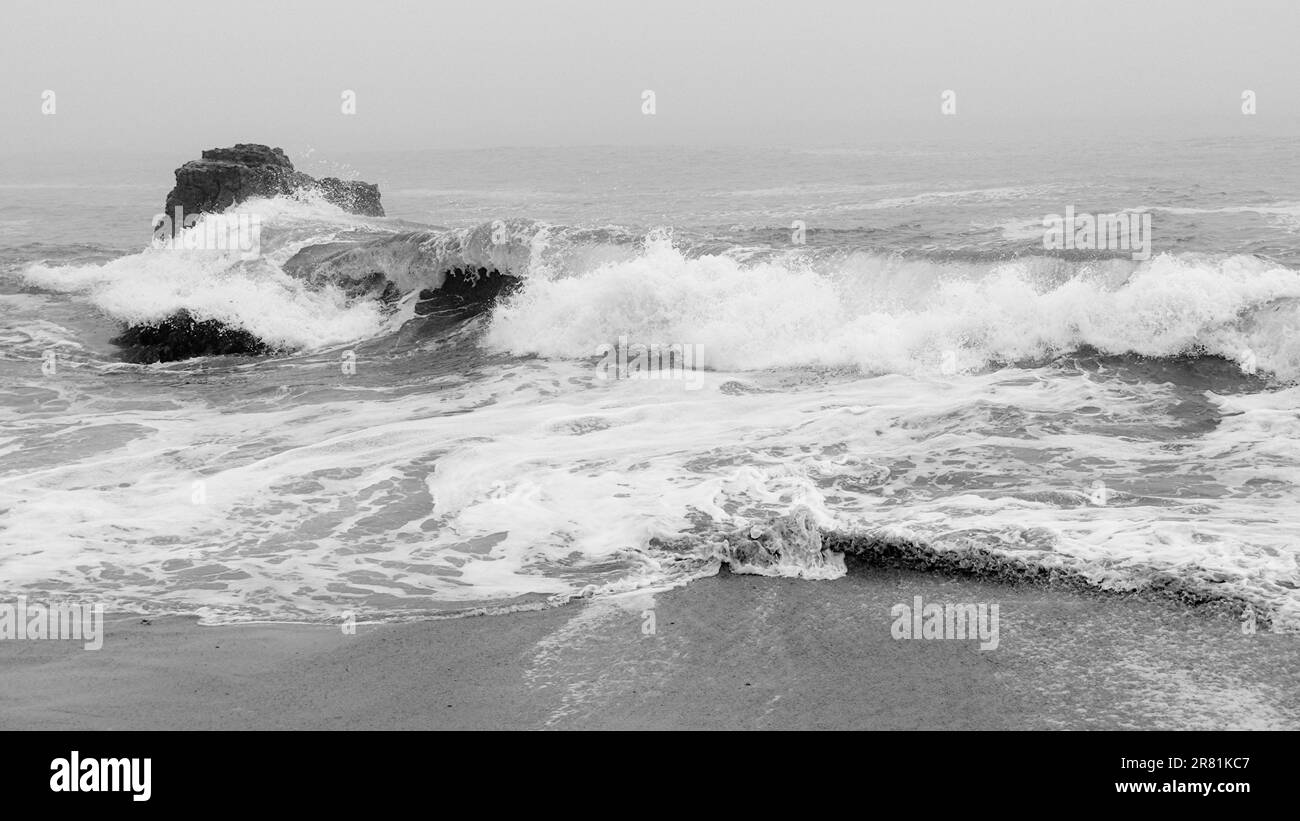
[2,137,1299,628]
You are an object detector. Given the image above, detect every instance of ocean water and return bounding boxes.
[2,137,1300,628]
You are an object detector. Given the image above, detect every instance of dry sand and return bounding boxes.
[2,562,1297,730]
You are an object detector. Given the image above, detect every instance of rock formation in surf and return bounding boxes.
[112,310,270,364]
[414,267,521,317]
[163,143,384,218]
[121,148,519,363]
[114,145,388,363]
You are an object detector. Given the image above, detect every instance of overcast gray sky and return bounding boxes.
[2,0,1298,154]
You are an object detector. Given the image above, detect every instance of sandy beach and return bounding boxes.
[2,563,1295,731]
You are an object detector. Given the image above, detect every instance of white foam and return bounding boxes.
[487,234,1300,380]
[7,223,1300,627]
[22,252,386,351]
[19,197,395,353]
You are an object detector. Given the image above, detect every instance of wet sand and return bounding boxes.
[1,562,1296,730]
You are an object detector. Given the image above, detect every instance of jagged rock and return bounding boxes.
[315,175,384,217]
[414,267,519,316]
[113,310,269,363]
[162,143,384,217]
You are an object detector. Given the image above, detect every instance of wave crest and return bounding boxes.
[487,233,1300,379]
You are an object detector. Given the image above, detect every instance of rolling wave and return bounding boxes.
[12,197,1300,384]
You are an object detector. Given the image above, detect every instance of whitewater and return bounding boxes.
[2,140,1299,630]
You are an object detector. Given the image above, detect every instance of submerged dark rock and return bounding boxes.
[398,267,522,340]
[413,267,521,317]
[113,310,269,364]
[163,143,384,218]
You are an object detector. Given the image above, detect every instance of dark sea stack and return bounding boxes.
[112,311,270,364]
[162,143,385,217]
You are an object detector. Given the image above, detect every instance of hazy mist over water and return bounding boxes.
[3,0,1300,154]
